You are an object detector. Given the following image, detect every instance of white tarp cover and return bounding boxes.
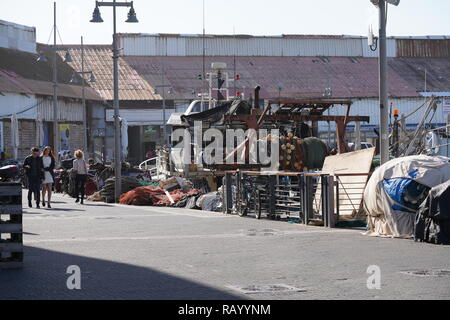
[363,155,450,238]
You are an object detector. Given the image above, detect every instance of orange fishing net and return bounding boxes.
[119,185,202,206]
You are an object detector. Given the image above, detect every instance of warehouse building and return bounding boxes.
[0,20,106,161]
[64,33,450,163]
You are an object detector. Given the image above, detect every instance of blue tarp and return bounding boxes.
[383,178,415,211]
[382,176,429,211]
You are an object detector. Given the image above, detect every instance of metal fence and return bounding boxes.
[223,170,371,227]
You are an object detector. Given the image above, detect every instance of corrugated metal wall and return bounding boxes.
[121,35,398,58]
[120,35,450,58]
[361,39,397,58]
[37,98,84,122]
[106,108,176,126]
[0,20,36,54]
[397,39,450,58]
[0,93,38,119]
[0,94,102,124]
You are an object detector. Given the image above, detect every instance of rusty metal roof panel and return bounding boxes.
[397,39,450,58]
[388,57,450,93]
[0,46,103,100]
[60,45,156,101]
[52,45,450,101]
[122,55,419,99]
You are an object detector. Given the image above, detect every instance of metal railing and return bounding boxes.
[223,171,337,227]
[138,155,170,180]
[223,170,370,227]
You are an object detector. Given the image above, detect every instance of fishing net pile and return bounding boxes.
[119,185,203,206]
[100,176,142,203]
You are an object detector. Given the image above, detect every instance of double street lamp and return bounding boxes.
[90,0,139,202]
[37,2,73,162]
[370,0,400,164]
[69,36,96,157]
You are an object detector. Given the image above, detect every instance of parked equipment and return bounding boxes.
[415,180,450,245]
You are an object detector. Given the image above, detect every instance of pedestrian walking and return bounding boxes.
[73,149,88,204]
[41,146,55,208]
[23,147,44,208]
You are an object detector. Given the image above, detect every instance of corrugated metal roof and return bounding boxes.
[0,46,102,100]
[60,45,157,101]
[388,58,450,93]
[0,70,102,101]
[55,44,450,102]
[124,56,420,99]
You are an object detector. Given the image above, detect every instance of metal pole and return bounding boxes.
[81,36,88,156]
[162,51,167,146]
[378,0,389,164]
[424,68,427,92]
[53,2,59,162]
[355,121,361,150]
[112,0,122,202]
[202,0,206,109]
[393,114,399,157]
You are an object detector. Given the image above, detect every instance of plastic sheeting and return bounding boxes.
[363,155,450,238]
[415,180,450,244]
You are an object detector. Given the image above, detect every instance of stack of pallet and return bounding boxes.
[0,182,23,269]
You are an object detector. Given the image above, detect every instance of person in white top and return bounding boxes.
[41,146,55,208]
[73,150,89,204]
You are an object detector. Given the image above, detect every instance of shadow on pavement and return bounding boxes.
[41,208,86,212]
[0,246,242,300]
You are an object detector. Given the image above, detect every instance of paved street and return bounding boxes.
[1,191,449,300]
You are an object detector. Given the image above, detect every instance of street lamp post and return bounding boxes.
[370,0,400,164]
[378,0,389,165]
[37,2,73,162]
[90,0,139,202]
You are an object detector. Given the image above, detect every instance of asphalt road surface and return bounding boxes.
[1,191,449,300]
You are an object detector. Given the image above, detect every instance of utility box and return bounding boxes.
[0,182,23,269]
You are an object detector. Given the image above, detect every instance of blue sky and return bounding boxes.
[1,0,449,45]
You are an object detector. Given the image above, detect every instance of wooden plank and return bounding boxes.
[164,190,175,204]
[315,148,375,218]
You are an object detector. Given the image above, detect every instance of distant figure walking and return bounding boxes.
[73,150,88,204]
[41,146,55,208]
[23,147,44,208]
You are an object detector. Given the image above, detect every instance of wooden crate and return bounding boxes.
[0,183,23,269]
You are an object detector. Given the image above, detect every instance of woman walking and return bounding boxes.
[73,150,89,204]
[41,146,55,208]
